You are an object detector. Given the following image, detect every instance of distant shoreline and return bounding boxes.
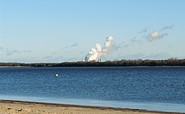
[0,100,181,114]
[0,66,31,68]
[0,66,185,68]
[0,59,185,67]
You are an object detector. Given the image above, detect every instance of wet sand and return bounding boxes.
[0,100,181,114]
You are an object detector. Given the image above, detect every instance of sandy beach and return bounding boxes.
[0,100,181,114]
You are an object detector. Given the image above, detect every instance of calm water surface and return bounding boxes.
[0,67,185,112]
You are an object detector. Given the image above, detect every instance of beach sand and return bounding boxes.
[0,100,181,114]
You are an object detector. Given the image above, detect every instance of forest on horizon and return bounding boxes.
[0,59,185,67]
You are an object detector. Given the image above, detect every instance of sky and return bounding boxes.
[0,0,185,63]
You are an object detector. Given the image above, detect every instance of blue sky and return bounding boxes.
[0,0,185,62]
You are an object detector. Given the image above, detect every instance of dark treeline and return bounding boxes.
[1,59,185,67]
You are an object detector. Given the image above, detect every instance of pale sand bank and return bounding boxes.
[0,100,182,114]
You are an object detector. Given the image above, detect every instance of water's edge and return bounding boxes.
[0,95,185,113]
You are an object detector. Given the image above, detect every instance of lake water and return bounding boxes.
[0,67,185,113]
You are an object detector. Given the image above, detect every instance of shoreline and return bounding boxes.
[0,100,182,114]
[1,59,185,67]
[1,66,185,68]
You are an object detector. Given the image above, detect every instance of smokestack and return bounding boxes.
[85,36,113,62]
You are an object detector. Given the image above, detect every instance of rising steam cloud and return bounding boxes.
[85,36,113,62]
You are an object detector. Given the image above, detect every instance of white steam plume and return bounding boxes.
[85,36,113,62]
